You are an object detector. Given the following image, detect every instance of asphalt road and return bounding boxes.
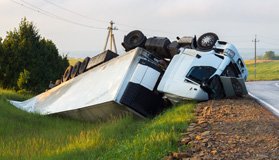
[246,81,279,117]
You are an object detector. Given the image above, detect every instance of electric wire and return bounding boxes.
[258,35,279,42]
[10,0,106,30]
[41,0,177,35]
[116,22,176,35]
[41,0,108,24]
[12,0,173,35]
[260,41,279,47]
[20,0,106,30]
[10,0,279,48]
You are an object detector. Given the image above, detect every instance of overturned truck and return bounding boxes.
[10,31,248,121]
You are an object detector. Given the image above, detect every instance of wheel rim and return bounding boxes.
[201,35,215,47]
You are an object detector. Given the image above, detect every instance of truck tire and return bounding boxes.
[122,30,146,51]
[63,65,73,82]
[78,57,90,74]
[145,37,171,58]
[71,61,81,78]
[197,32,219,51]
[168,41,180,58]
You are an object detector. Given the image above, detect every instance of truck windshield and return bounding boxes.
[186,66,216,84]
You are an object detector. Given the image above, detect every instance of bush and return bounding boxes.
[17,69,30,90]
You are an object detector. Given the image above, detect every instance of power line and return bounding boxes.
[252,35,259,80]
[41,0,108,24]
[39,0,181,36]
[258,35,279,42]
[43,0,177,34]
[41,0,176,35]
[40,0,174,35]
[10,0,106,30]
[14,0,175,36]
[11,0,41,13]
[20,0,106,30]
[260,41,279,47]
[115,22,176,35]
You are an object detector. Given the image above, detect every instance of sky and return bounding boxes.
[1,0,279,59]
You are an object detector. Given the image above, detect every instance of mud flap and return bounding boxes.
[219,76,248,97]
[201,75,225,99]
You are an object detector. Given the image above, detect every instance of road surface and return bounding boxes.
[246,81,279,117]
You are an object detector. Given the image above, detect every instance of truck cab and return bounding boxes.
[157,40,248,102]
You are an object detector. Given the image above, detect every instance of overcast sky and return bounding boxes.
[1,0,279,57]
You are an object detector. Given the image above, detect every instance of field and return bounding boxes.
[245,60,279,81]
[68,58,84,66]
[0,89,195,160]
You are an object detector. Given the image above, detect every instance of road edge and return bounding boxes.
[248,92,279,118]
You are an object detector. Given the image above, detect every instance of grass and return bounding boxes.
[68,58,83,66]
[0,89,195,160]
[0,88,33,101]
[245,60,279,81]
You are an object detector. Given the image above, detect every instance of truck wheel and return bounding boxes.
[145,37,171,58]
[168,41,180,58]
[78,57,90,74]
[122,30,146,51]
[63,65,73,82]
[197,32,219,51]
[71,61,81,78]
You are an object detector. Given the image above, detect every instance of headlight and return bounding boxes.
[224,48,235,58]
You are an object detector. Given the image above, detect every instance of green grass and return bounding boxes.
[0,89,195,160]
[0,88,33,101]
[245,60,279,81]
[68,58,83,66]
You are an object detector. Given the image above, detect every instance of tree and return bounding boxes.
[263,51,275,60]
[0,37,4,87]
[17,69,30,90]
[0,18,69,93]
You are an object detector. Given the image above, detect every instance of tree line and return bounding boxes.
[0,18,69,93]
[258,51,279,60]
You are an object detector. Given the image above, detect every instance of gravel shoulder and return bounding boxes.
[165,96,279,160]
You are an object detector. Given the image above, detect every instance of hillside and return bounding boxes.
[0,89,195,160]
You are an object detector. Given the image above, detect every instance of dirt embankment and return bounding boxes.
[165,97,279,160]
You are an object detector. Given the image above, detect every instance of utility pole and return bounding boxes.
[104,21,118,53]
[252,35,259,80]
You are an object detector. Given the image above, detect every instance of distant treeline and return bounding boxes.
[257,51,279,60]
[0,18,69,93]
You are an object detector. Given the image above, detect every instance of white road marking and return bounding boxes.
[248,92,279,118]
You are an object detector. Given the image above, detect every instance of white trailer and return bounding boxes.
[11,48,168,121]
